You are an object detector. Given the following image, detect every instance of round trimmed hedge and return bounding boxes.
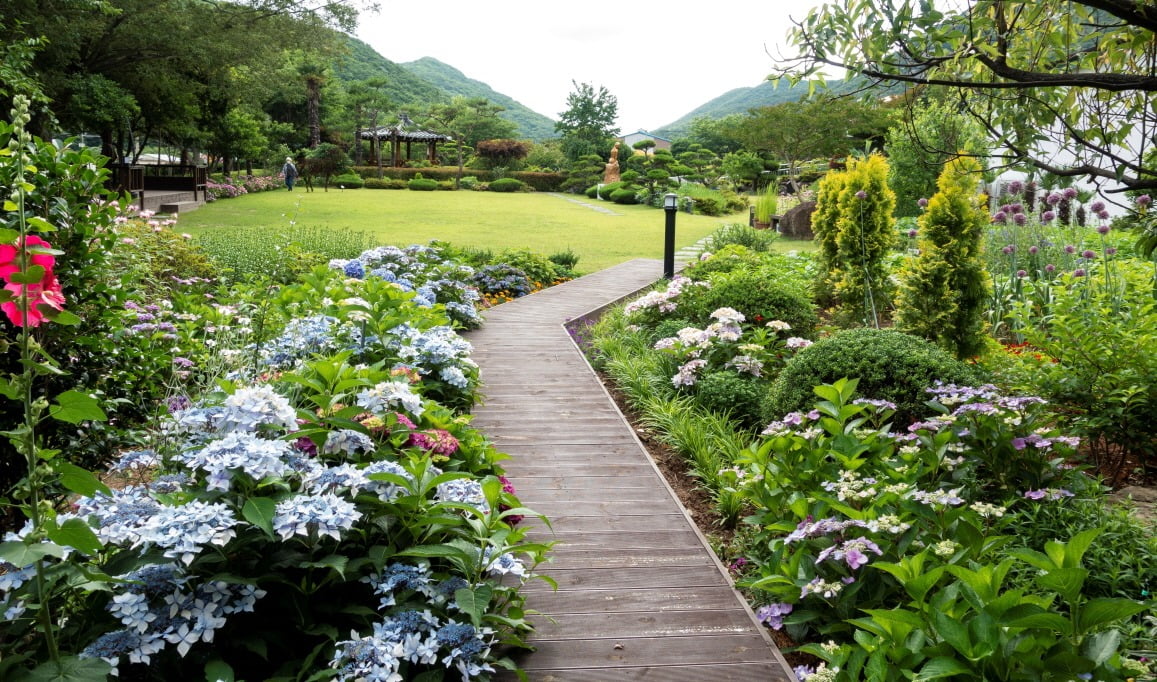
[695,370,766,430]
[763,327,985,425]
[408,178,439,191]
[489,178,525,193]
[699,268,818,337]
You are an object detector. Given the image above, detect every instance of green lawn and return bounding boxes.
[177,189,814,273]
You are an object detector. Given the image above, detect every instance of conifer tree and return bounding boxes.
[832,154,896,326]
[896,155,990,358]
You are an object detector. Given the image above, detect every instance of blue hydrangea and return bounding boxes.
[363,460,413,501]
[439,366,468,389]
[330,622,404,681]
[220,385,298,432]
[110,449,161,473]
[343,259,366,279]
[253,315,341,370]
[273,493,362,542]
[322,429,376,456]
[303,463,371,496]
[135,500,240,564]
[356,380,424,418]
[175,431,295,491]
[366,562,438,609]
[75,486,163,546]
[435,478,489,513]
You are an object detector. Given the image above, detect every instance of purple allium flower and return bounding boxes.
[1009,180,1024,194]
[992,211,1008,224]
[1090,201,1106,213]
[917,197,929,208]
[1137,194,1152,207]
[1073,268,1087,277]
[1013,212,1027,225]
[1097,210,1110,220]
[1096,224,1111,235]
[1046,192,1062,205]
[855,190,868,199]
[1082,249,1096,259]
[1106,246,1117,255]
[1063,187,1078,199]
[907,228,918,238]
[1042,210,1056,221]
[1064,244,1076,254]
[1016,269,1027,278]
[1001,245,1015,255]
[1045,264,1056,273]
[1028,245,1039,255]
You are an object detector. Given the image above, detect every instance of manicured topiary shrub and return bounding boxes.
[362,178,389,189]
[683,245,765,278]
[700,268,819,337]
[695,370,766,430]
[610,188,639,204]
[763,327,985,425]
[692,196,725,216]
[496,248,558,285]
[408,177,438,191]
[489,177,525,193]
[332,173,364,188]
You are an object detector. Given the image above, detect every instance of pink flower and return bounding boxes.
[0,235,66,328]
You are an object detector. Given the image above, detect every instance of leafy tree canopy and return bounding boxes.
[555,80,619,162]
[777,0,1157,193]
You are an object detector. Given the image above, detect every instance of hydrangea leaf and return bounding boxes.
[54,461,111,498]
[455,584,493,627]
[49,390,107,424]
[46,517,103,555]
[0,539,66,567]
[23,655,112,681]
[242,497,277,539]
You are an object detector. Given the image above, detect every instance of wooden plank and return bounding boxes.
[495,663,791,682]
[522,586,747,615]
[520,566,731,592]
[511,634,779,668]
[520,514,687,534]
[522,608,762,639]
[527,547,715,570]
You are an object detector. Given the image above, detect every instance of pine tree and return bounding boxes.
[896,155,990,358]
[832,154,896,326]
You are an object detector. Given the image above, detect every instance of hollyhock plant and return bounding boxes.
[0,235,66,327]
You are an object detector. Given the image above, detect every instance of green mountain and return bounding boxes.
[331,36,556,140]
[654,76,890,139]
[399,57,556,141]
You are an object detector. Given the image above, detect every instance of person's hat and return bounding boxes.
[286,157,293,163]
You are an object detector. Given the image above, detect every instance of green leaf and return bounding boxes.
[1034,567,1088,602]
[21,655,112,681]
[25,217,56,233]
[55,461,111,498]
[49,390,107,424]
[0,539,66,566]
[301,554,349,579]
[1081,629,1120,667]
[43,309,81,326]
[915,657,974,680]
[46,517,103,555]
[9,265,46,284]
[241,497,277,538]
[204,660,234,682]
[1003,611,1071,632]
[931,611,972,658]
[454,584,493,627]
[1077,598,1151,634]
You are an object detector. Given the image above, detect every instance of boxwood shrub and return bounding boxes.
[489,177,526,193]
[610,188,639,204]
[408,177,439,191]
[694,370,766,430]
[700,267,819,337]
[764,327,985,425]
[332,173,364,189]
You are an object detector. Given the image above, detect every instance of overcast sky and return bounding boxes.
[354,1,830,133]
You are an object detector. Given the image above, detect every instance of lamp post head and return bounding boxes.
[663,193,678,210]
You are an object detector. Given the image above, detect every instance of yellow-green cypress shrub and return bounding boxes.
[895,155,990,358]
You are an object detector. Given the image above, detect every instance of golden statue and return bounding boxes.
[603,141,621,184]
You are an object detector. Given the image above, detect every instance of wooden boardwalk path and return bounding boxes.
[465,259,794,681]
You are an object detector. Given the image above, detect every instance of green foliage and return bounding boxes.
[754,184,779,223]
[408,177,439,191]
[331,172,364,188]
[886,97,989,217]
[832,154,896,325]
[694,370,766,429]
[1009,260,1157,479]
[700,267,819,337]
[765,328,983,425]
[555,80,620,162]
[685,244,765,277]
[488,177,525,193]
[705,224,779,253]
[197,224,376,283]
[720,150,765,189]
[895,156,990,358]
[495,248,558,285]
[609,188,639,204]
[547,248,580,276]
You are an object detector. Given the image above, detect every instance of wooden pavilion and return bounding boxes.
[359,114,453,167]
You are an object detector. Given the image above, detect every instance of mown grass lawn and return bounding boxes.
[177,189,815,273]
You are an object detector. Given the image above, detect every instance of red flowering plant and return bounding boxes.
[0,233,67,327]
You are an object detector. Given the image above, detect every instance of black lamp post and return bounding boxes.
[663,193,677,279]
